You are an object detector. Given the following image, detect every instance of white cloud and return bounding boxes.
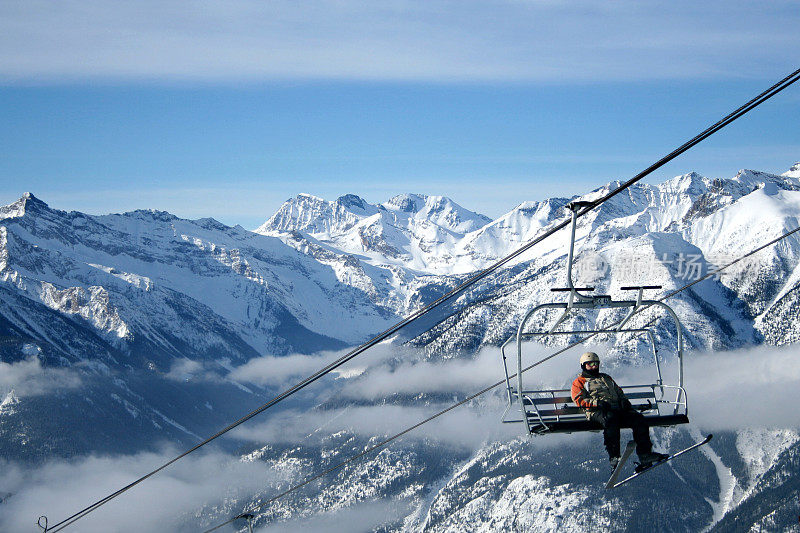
[225,341,584,401]
[229,352,339,388]
[597,343,800,430]
[228,345,398,388]
[0,449,278,533]
[0,1,797,83]
[164,358,205,381]
[227,342,611,448]
[231,403,519,449]
[5,343,795,533]
[164,357,226,383]
[0,356,82,396]
[229,341,800,451]
[683,344,800,430]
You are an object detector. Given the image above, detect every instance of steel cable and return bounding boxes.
[43,67,800,532]
[205,223,800,532]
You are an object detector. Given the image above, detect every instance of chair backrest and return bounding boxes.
[524,387,658,419]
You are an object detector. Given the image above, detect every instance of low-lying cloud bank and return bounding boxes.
[683,344,800,430]
[0,449,277,533]
[2,343,796,532]
[231,403,520,450]
[227,342,583,395]
[228,350,348,387]
[227,344,402,388]
[0,356,82,396]
[228,342,800,448]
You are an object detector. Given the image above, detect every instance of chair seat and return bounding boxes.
[529,414,689,434]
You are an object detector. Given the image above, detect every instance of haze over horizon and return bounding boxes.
[1,1,798,228]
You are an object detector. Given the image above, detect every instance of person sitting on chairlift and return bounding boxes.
[571,352,668,470]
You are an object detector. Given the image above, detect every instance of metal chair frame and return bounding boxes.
[499,201,688,435]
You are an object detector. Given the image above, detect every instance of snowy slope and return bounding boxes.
[257,193,493,274]
[255,168,800,361]
[1,192,397,361]
[2,162,800,531]
[402,169,800,359]
[0,194,400,459]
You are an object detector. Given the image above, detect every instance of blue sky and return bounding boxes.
[1,1,798,228]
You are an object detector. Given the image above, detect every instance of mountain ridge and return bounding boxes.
[2,162,800,530]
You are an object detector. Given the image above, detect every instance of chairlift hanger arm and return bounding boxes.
[616,287,655,330]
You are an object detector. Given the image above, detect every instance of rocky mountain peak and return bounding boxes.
[335,193,368,212]
[122,208,179,223]
[782,161,800,178]
[0,192,50,220]
[733,168,800,190]
[382,194,492,233]
[660,172,711,198]
[257,192,387,237]
[385,193,426,213]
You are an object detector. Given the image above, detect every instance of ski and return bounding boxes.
[608,434,713,489]
[605,440,636,489]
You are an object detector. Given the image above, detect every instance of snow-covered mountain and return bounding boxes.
[0,193,400,459]
[1,192,402,355]
[256,193,493,274]
[238,163,800,532]
[257,168,800,358]
[2,162,800,531]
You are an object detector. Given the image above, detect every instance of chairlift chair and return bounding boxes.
[500,201,689,435]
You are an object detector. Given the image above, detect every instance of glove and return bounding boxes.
[595,400,611,411]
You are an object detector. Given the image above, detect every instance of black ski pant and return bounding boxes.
[589,408,652,458]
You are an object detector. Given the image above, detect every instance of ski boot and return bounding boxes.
[634,452,669,473]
